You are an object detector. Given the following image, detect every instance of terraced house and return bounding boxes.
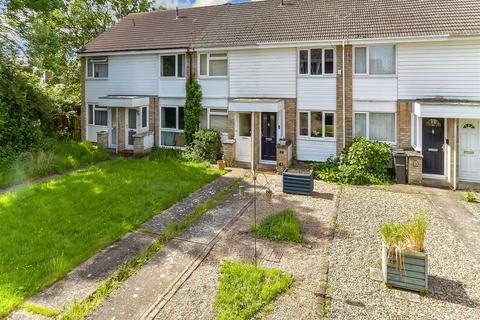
[79,0,480,188]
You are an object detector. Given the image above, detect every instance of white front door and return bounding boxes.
[459,119,480,182]
[108,108,117,148]
[125,108,138,150]
[236,112,252,162]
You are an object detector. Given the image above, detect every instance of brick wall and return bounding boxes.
[187,51,197,81]
[397,100,412,149]
[447,118,458,188]
[284,99,297,159]
[149,96,160,147]
[335,45,353,153]
[80,57,87,141]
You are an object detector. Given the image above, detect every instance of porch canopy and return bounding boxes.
[414,100,480,119]
[228,98,284,112]
[98,95,150,108]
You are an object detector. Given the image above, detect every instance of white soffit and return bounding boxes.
[98,95,150,108]
[229,99,284,112]
[414,102,480,119]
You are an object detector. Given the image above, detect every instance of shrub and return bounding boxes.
[184,79,203,145]
[463,191,477,203]
[310,137,392,185]
[183,129,222,163]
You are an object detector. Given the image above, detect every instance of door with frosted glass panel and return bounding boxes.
[125,108,137,150]
[108,108,117,148]
[236,113,252,162]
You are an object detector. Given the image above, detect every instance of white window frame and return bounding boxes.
[198,52,228,78]
[298,48,335,77]
[141,106,149,129]
[353,45,396,76]
[160,106,184,132]
[160,54,186,78]
[201,107,228,133]
[353,112,397,144]
[297,110,336,141]
[87,103,108,126]
[86,57,108,79]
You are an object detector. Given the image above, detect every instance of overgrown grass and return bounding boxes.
[214,260,292,320]
[58,181,239,319]
[250,209,305,243]
[0,157,221,316]
[0,140,110,188]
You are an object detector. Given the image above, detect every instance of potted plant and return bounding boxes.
[217,156,225,170]
[379,213,428,294]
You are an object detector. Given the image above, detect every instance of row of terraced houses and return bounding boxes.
[79,0,480,188]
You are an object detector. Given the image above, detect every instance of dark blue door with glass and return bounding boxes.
[261,112,277,161]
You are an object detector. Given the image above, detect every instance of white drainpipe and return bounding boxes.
[342,40,346,149]
[251,112,255,171]
[116,107,119,154]
[453,119,457,190]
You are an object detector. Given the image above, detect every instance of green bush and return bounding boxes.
[183,129,223,163]
[310,137,392,185]
[463,191,477,203]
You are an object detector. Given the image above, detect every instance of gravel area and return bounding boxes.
[327,187,480,319]
[155,175,339,320]
[463,192,480,222]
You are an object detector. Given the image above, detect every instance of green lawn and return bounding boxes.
[214,260,292,320]
[250,209,305,243]
[0,157,221,316]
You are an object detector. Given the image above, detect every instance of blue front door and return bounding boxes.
[261,112,277,161]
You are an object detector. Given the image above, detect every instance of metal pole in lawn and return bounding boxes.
[253,165,257,266]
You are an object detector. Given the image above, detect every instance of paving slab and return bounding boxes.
[28,231,156,311]
[6,310,51,320]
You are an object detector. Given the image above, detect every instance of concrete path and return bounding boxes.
[87,181,253,320]
[9,169,244,319]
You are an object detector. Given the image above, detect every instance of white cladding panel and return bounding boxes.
[159,78,186,97]
[85,54,158,102]
[229,48,296,98]
[297,140,336,162]
[199,79,228,98]
[353,101,397,112]
[353,77,398,101]
[398,41,480,100]
[87,124,107,142]
[297,77,336,109]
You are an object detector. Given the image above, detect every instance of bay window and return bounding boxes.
[199,53,228,77]
[298,111,335,139]
[88,104,107,126]
[161,106,185,147]
[161,54,186,77]
[354,112,396,143]
[298,48,335,76]
[354,45,396,75]
[200,108,228,133]
[87,57,108,78]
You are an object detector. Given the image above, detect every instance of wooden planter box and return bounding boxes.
[282,169,314,195]
[382,245,428,293]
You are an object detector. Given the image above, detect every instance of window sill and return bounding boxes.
[353,74,397,79]
[297,136,336,142]
[88,123,108,127]
[160,76,186,80]
[298,74,336,78]
[198,76,228,80]
[161,128,184,132]
[86,77,108,80]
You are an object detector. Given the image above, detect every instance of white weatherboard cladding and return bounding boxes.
[85,54,158,102]
[353,77,397,101]
[159,78,186,98]
[229,48,296,98]
[297,77,336,110]
[199,79,228,98]
[353,101,397,112]
[297,140,336,162]
[398,41,480,100]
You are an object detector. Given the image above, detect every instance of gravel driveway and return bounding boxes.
[327,186,480,319]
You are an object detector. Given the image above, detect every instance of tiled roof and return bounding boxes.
[80,0,480,53]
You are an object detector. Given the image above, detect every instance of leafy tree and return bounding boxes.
[184,78,203,145]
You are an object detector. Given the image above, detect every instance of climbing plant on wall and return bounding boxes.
[184,78,203,145]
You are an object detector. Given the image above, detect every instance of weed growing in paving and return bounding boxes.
[463,191,477,203]
[214,260,292,320]
[250,209,305,243]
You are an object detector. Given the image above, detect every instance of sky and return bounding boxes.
[155,0,259,9]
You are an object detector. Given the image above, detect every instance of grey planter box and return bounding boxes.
[282,169,314,195]
[382,244,428,293]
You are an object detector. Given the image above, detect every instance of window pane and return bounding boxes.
[94,63,108,78]
[161,107,177,128]
[324,49,334,74]
[200,109,208,129]
[87,61,93,77]
[299,112,308,136]
[310,49,322,75]
[128,109,136,129]
[177,54,185,77]
[369,113,395,142]
[239,113,251,136]
[369,45,395,75]
[311,112,323,137]
[354,47,367,74]
[210,114,228,132]
[88,105,93,125]
[200,54,207,75]
[161,131,185,147]
[95,109,107,126]
[178,107,185,130]
[325,113,334,137]
[161,55,176,77]
[142,107,147,127]
[354,113,367,137]
[209,59,227,76]
[299,50,308,74]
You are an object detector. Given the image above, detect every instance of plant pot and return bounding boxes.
[381,244,428,293]
[282,169,314,195]
[265,189,273,203]
[217,160,225,170]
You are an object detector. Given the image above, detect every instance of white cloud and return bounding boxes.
[155,0,228,9]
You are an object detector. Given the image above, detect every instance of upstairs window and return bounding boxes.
[354,45,395,75]
[87,57,108,78]
[298,48,335,76]
[199,53,228,77]
[161,54,186,78]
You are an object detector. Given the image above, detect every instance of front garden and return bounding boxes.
[0,151,221,316]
